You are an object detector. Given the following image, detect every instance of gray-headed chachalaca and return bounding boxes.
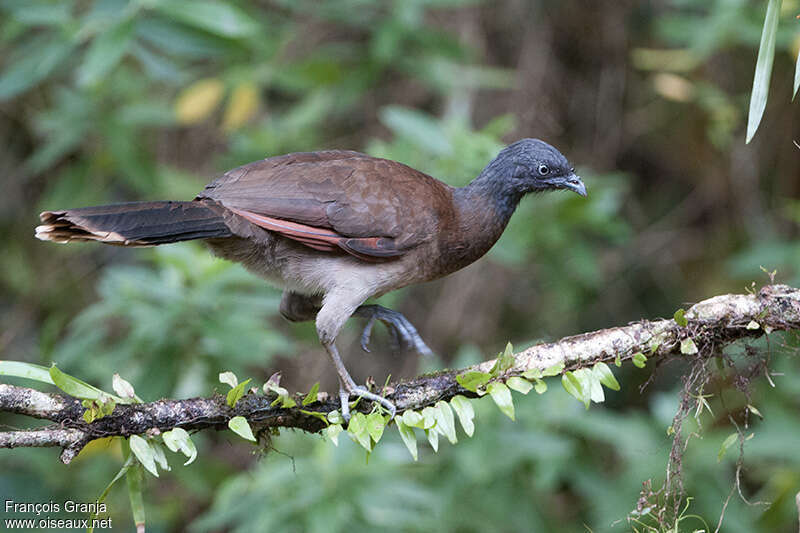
[36,139,586,419]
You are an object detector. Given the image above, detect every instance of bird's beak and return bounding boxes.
[559,173,587,197]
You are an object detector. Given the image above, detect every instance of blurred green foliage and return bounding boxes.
[2,0,800,532]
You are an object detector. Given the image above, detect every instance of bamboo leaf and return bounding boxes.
[126,463,146,533]
[77,19,135,86]
[154,1,259,38]
[49,365,125,403]
[746,0,782,143]
[0,360,55,384]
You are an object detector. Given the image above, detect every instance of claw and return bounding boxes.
[359,316,376,352]
[355,305,434,357]
[338,384,396,422]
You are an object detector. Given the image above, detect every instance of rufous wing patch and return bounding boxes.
[229,207,404,261]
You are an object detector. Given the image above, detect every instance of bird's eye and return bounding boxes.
[538,164,550,176]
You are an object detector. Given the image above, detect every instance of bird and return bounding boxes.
[35,138,586,420]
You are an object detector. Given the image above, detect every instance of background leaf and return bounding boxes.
[745,0,781,143]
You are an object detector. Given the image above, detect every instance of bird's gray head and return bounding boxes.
[498,138,586,197]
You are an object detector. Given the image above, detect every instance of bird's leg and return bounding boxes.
[322,340,396,421]
[279,291,322,322]
[353,304,433,357]
[316,291,396,421]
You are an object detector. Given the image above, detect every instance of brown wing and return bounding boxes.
[196,151,453,260]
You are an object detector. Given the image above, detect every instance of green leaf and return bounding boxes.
[747,404,763,418]
[366,412,386,444]
[299,409,329,424]
[542,361,565,377]
[126,463,146,533]
[746,0,781,143]
[327,410,344,425]
[379,106,452,155]
[0,35,73,100]
[88,452,135,532]
[680,338,698,355]
[434,401,457,444]
[562,371,587,407]
[534,378,547,394]
[226,378,252,408]
[456,371,490,393]
[489,342,516,376]
[449,395,475,437]
[718,432,739,462]
[506,376,533,395]
[347,412,372,451]
[487,382,514,421]
[99,397,116,417]
[77,19,135,86]
[395,420,418,461]
[279,396,296,408]
[0,360,55,384]
[592,362,620,391]
[521,368,542,380]
[614,354,621,367]
[402,410,424,429]
[673,308,688,327]
[420,407,438,430]
[573,368,603,405]
[425,427,439,452]
[325,424,343,446]
[302,382,320,406]
[154,0,259,38]
[228,416,256,442]
[129,435,159,477]
[632,352,647,368]
[49,365,123,402]
[162,428,197,465]
[83,402,97,423]
[219,371,238,388]
[151,442,170,472]
[649,339,662,354]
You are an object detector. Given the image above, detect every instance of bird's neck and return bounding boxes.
[443,161,522,272]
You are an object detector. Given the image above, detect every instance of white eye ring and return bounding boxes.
[538,164,550,176]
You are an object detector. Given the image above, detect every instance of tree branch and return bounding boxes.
[1,284,798,464]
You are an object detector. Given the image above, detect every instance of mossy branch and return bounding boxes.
[1,284,798,464]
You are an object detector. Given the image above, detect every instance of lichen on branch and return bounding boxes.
[1,284,798,464]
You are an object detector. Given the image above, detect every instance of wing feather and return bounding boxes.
[199,151,453,261]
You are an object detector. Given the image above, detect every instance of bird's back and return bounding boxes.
[197,150,455,252]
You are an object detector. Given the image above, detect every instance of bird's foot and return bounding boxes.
[355,305,433,357]
[339,385,396,422]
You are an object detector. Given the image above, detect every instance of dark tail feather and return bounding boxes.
[35,201,232,246]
